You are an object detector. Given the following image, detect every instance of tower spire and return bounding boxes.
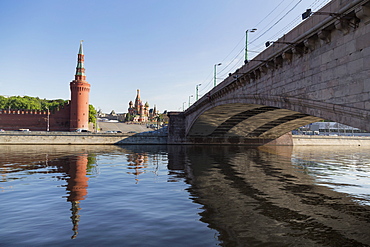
[79,40,84,55]
[75,40,86,81]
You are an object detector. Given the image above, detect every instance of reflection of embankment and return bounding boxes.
[173,146,370,246]
[292,145,370,162]
[0,145,123,177]
[0,146,103,239]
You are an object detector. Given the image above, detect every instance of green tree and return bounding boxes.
[125,113,134,122]
[89,104,97,124]
[0,96,7,109]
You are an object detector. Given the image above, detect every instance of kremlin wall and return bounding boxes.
[0,42,90,131]
[0,106,70,131]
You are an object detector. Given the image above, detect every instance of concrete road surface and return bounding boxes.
[97,121,153,133]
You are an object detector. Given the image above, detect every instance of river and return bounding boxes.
[0,144,369,246]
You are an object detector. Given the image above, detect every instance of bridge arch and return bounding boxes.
[185,91,369,139]
[185,96,324,140]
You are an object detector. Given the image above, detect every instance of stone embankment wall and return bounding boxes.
[0,132,167,145]
[1,132,370,146]
[292,135,370,146]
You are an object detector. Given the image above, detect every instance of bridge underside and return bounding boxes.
[187,103,322,142]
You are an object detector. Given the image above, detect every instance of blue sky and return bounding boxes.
[0,0,330,113]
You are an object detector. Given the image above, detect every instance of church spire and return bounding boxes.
[134,89,141,109]
[75,40,86,81]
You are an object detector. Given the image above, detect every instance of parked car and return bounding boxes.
[75,129,91,133]
[105,130,117,133]
[18,129,30,132]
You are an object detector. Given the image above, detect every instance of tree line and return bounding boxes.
[0,95,67,111]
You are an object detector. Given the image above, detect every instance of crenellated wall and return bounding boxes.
[0,103,70,131]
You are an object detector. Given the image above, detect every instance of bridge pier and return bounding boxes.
[167,112,187,144]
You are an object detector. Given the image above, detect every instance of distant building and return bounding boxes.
[127,89,158,122]
[97,110,126,122]
[294,122,369,136]
[0,41,90,131]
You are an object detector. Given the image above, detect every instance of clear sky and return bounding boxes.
[0,0,331,113]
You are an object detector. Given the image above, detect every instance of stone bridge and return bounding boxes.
[168,0,370,145]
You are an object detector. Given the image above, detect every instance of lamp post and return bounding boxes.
[196,84,201,101]
[182,102,186,111]
[214,63,222,87]
[245,28,257,63]
[188,95,193,107]
[47,107,50,132]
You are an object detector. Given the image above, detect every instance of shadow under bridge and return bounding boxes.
[186,103,322,142]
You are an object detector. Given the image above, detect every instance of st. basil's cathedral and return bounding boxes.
[127,89,158,122]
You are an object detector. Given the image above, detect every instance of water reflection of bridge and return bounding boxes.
[167,145,370,246]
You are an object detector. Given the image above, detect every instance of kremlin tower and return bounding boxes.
[70,41,91,131]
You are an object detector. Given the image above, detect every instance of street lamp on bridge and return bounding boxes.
[245,28,257,64]
[214,63,222,87]
[188,95,193,107]
[196,84,201,101]
[182,102,186,111]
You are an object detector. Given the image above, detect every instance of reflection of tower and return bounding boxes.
[70,41,91,131]
[127,153,148,183]
[65,154,89,239]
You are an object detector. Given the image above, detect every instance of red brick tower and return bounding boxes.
[70,41,90,131]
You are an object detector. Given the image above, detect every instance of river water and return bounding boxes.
[1,144,370,247]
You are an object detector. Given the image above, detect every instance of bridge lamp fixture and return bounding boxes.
[301,9,341,20]
[182,102,186,111]
[302,9,353,25]
[265,41,295,47]
[302,9,313,20]
[245,28,257,64]
[244,59,270,64]
[196,84,201,101]
[188,95,193,107]
[214,63,222,87]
